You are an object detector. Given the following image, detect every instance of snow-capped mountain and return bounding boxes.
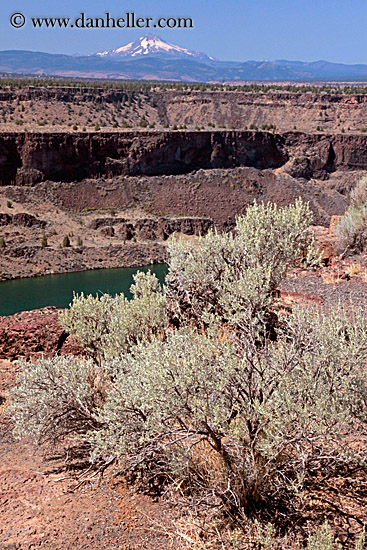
[1,34,367,82]
[95,34,216,62]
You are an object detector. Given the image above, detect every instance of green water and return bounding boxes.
[0,264,168,316]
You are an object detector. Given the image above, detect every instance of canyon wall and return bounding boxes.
[0,130,367,186]
[1,87,367,132]
[0,86,367,132]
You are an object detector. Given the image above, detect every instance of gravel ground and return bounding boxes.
[282,272,367,310]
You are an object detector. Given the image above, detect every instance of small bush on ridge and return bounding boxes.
[336,175,367,253]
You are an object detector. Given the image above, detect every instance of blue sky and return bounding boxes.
[1,0,366,63]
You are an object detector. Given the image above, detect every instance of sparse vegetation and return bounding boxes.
[336,175,367,253]
[62,235,70,247]
[8,198,367,547]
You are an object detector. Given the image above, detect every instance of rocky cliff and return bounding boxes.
[1,130,367,186]
[0,130,287,185]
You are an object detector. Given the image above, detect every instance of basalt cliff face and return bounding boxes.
[0,130,367,186]
[0,130,287,185]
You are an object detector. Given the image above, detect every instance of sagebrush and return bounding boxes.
[9,199,367,545]
[336,175,367,253]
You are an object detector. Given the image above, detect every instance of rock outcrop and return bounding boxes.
[0,307,81,360]
[0,131,288,185]
[0,130,366,186]
[89,216,214,240]
[0,212,46,228]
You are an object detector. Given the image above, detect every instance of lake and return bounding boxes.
[0,264,168,316]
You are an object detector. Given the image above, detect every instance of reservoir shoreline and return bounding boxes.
[0,263,168,317]
[0,241,168,282]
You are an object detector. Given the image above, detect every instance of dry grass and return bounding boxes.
[321,270,344,284]
[346,262,362,277]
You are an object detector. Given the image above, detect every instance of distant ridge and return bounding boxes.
[0,35,367,82]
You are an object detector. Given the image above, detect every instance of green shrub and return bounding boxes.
[85,306,367,518]
[76,236,83,246]
[41,233,47,248]
[62,235,70,247]
[59,270,167,362]
[336,175,367,252]
[306,521,341,550]
[0,236,5,248]
[9,355,104,445]
[166,199,319,334]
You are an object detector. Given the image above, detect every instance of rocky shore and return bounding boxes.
[0,241,167,281]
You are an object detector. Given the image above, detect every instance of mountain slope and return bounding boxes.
[95,34,215,62]
[0,35,367,81]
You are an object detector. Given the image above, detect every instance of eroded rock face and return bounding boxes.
[3,87,367,133]
[283,133,367,179]
[0,131,288,184]
[89,216,214,241]
[0,307,81,360]
[0,212,46,228]
[0,130,366,186]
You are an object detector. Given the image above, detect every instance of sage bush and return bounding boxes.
[166,199,319,335]
[9,355,104,445]
[87,306,367,517]
[59,270,167,362]
[336,175,367,252]
[9,199,367,528]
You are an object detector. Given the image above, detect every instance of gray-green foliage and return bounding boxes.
[355,525,366,550]
[9,199,367,526]
[87,306,367,515]
[306,521,342,550]
[166,199,319,334]
[337,175,367,252]
[59,270,167,362]
[9,355,103,445]
[306,522,366,550]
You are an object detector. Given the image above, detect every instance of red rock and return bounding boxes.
[0,307,81,360]
[311,225,336,265]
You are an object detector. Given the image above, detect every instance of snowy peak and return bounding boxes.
[95,34,215,61]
